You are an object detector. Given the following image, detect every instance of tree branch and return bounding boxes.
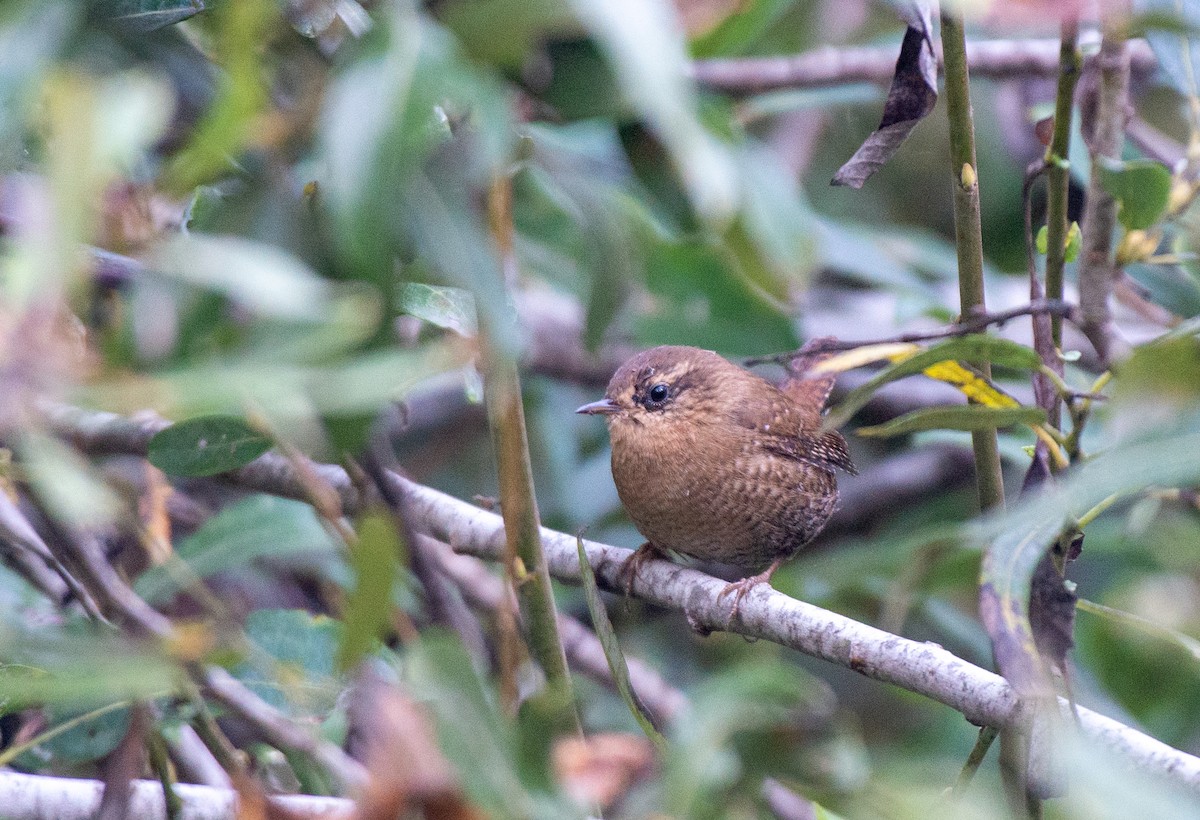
[0,769,353,820]
[41,405,1200,791]
[1078,19,1133,365]
[689,37,1156,95]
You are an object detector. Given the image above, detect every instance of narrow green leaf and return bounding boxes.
[148,416,272,477]
[824,336,1042,430]
[0,626,179,708]
[20,433,122,529]
[1097,158,1172,231]
[94,0,205,32]
[1036,224,1049,255]
[979,520,1062,699]
[856,406,1046,438]
[576,537,667,748]
[567,0,737,220]
[136,496,340,604]
[336,512,401,672]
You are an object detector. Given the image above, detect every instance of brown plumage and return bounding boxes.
[577,344,855,614]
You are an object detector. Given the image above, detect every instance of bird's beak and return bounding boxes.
[576,398,620,416]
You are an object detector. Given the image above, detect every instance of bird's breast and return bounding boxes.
[608,422,838,568]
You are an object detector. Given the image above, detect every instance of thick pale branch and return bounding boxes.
[0,770,353,820]
[41,405,1200,790]
[690,38,1155,95]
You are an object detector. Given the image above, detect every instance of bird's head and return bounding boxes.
[575,346,751,431]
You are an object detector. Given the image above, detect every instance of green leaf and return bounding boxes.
[145,233,333,320]
[667,658,834,817]
[517,122,642,349]
[856,406,1046,438]
[93,0,205,32]
[238,609,341,715]
[42,703,132,763]
[0,625,179,708]
[979,518,1065,711]
[18,432,122,530]
[1064,221,1081,262]
[636,238,799,355]
[824,336,1042,430]
[576,537,666,748]
[319,3,515,352]
[690,0,799,58]
[162,0,274,191]
[336,512,402,672]
[1127,262,1200,319]
[567,0,737,220]
[148,415,272,477]
[135,496,340,604]
[405,632,539,817]
[1140,0,1200,97]
[1036,224,1049,255]
[440,0,578,68]
[1097,158,1172,231]
[82,337,468,421]
[398,282,477,336]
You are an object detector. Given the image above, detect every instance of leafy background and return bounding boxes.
[2,0,1200,817]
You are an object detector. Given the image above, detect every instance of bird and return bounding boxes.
[576,343,856,617]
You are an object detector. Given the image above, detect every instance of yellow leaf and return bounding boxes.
[923,360,1020,408]
[810,343,919,374]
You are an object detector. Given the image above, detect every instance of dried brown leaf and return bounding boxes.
[552,732,655,810]
[347,669,483,820]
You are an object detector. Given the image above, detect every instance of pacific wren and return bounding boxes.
[577,345,855,614]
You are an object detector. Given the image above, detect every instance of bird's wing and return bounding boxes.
[762,430,857,475]
[733,391,857,475]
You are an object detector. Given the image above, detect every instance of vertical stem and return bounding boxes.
[1044,20,1081,356]
[147,727,182,820]
[1078,14,1132,365]
[482,175,575,698]
[941,7,1005,512]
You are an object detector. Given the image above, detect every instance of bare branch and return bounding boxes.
[43,405,1200,790]
[0,769,353,820]
[200,668,367,792]
[1078,23,1133,364]
[690,37,1156,95]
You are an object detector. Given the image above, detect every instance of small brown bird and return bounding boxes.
[577,344,855,615]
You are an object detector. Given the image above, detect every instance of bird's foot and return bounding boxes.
[717,558,786,620]
[619,542,667,596]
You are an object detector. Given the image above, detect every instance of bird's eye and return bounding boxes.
[647,383,669,404]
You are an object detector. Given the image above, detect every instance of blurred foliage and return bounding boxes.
[1,0,1200,817]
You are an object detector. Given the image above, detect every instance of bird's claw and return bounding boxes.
[619,542,664,597]
[717,576,765,621]
[717,558,784,621]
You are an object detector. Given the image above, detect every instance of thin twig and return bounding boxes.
[200,667,367,791]
[744,299,1079,367]
[952,725,1000,797]
[1045,20,1082,359]
[422,534,687,726]
[482,174,575,698]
